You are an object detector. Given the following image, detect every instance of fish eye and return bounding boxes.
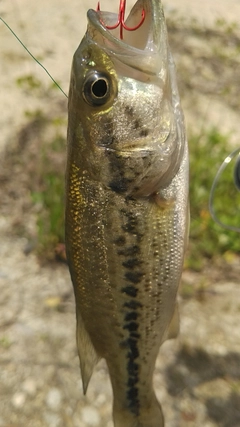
[83,71,111,106]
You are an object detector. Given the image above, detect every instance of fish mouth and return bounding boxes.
[87,0,167,72]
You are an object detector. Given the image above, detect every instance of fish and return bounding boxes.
[65,0,189,426]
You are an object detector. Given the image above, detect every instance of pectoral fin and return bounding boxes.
[162,303,180,343]
[76,311,100,394]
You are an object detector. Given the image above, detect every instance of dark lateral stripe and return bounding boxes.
[127,376,138,387]
[109,177,133,193]
[125,312,138,321]
[140,128,149,137]
[130,332,140,339]
[124,300,142,310]
[122,258,142,269]
[123,322,139,332]
[126,338,139,359]
[126,337,140,415]
[118,245,140,257]
[114,236,126,246]
[121,222,137,234]
[125,271,144,284]
[121,286,138,298]
[127,387,140,415]
[127,358,138,372]
[125,106,134,116]
[120,337,139,358]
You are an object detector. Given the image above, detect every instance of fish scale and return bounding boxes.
[65,1,189,426]
[68,171,180,404]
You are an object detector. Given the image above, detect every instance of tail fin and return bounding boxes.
[113,394,164,427]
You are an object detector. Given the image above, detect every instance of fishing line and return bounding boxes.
[0,16,68,98]
[209,147,240,232]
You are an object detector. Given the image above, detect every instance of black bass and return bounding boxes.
[65,0,189,426]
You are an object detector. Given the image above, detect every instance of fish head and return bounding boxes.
[67,0,186,197]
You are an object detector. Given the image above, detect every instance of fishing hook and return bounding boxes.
[209,147,240,232]
[97,0,145,40]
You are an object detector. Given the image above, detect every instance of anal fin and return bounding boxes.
[76,310,100,394]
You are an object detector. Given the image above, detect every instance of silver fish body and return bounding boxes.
[65,1,189,426]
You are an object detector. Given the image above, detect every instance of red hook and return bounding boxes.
[97,0,145,40]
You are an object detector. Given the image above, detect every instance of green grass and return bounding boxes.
[0,336,11,349]
[187,128,240,270]
[30,130,65,260]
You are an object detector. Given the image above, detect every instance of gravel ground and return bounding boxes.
[1,1,240,426]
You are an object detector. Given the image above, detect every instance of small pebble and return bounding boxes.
[95,393,107,406]
[46,388,62,411]
[44,412,61,427]
[81,406,101,426]
[22,378,37,396]
[0,271,7,279]
[12,392,26,408]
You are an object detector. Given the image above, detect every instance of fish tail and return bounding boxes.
[113,394,164,427]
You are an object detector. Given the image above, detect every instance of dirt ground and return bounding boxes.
[1,1,240,426]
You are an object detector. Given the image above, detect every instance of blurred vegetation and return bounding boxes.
[0,92,66,261]
[187,128,240,270]
[30,129,65,259]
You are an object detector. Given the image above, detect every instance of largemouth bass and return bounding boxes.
[65,0,189,426]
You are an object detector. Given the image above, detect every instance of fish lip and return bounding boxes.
[87,9,148,56]
[99,130,172,156]
[87,0,165,55]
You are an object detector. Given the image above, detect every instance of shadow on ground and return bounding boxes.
[166,344,240,426]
